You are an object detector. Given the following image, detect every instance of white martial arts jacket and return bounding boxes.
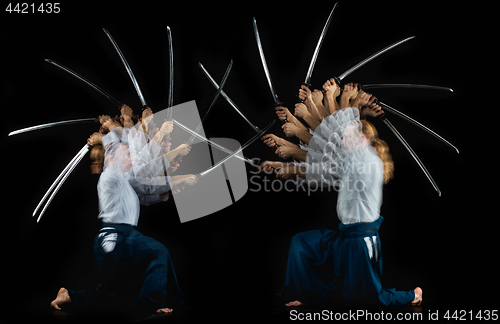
[296,108,384,225]
[97,127,172,226]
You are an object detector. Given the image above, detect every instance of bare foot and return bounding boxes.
[156,308,173,314]
[50,287,72,310]
[410,287,423,306]
[285,300,305,307]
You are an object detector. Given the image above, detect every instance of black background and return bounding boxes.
[0,0,492,322]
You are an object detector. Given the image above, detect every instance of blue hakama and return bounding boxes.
[283,217,415,306]
[69,223,184,312]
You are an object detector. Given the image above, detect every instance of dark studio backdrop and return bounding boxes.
[0,0,491,321]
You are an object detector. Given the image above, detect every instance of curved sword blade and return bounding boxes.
[103,28,147,108]
[45,59,122,108]
[338,36,415,81]
[378,101,459,154]
[199,62,261,133]
[33,144,89,219]
[203,59,233,124]
[362,83,453,92]
[252,17,282,106]
[36,145,90,222]
[382,117,441,196]
[173,118,257,167]
[9,118,97,136]
[167,26,174,109]
[199,119,275,177]
[304,2,339,86]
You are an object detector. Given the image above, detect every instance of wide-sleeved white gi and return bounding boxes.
[283,107,415,306]
[98,127,172,226]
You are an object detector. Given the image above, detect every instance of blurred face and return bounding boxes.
[114,144,133,172]
[342,125,360,151]
[342,124,366,152]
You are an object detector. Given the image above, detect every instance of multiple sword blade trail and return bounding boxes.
[252,17,283,108]
[11,7,460,221]
[304,2,339,87]
[45,59,123,108]
[199,62,261,133]
[103,28,148,109]
[8,118,98,136]
[33,144,90,223]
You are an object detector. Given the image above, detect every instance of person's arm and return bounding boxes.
[350,90,372,110]
[311,89,330,118]
[360,102,385,120]
[120,104,135,127]
[152,121,173,147]
[294,103,321,131]
[165,143,191,163]
[322,78,340,114]
[274,146,308,161]
[276,163,307,180]
[87,132,103,147]
[340,83,358,109]
[298,85,322,121]
[282,122,313,144]
[261,133,299,148]
[275,106,309,132]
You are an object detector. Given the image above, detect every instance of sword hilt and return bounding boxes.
[333,76,341,88]
[299,83,312,104]
[274,103,287,123]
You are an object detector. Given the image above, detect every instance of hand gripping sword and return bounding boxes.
[333,36,415,86]
[33,144,91,222]
[198,119,275,177]
[199,62,261,133]
[103,28,148,109]
[252,17,284,109]
[380,116,441,196]
[303,2,339,88]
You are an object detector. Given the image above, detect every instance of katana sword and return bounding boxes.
[199,62,261,133]
[201,59,233,125]
[333,36,415,85]
[252,17,283,108]
[187,59,233,145]
[199,119,275,177]
[377,100,459,154]
[9,118,98,136]
[33,144,91,222]
[45,59,122,108]
[166,26,174,109]
[303,2,339,88]
[361,83,453,92]
[173,118,259,167]
[381,116,441,196]
[103,28,148,109]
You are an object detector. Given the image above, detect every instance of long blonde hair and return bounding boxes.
[360,120,394,184]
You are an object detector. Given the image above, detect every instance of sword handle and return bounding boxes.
[332,76,341,88]
[274,102,287,123]
[299,83,312,104]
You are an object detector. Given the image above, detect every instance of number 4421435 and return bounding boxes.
[5,3,60,13]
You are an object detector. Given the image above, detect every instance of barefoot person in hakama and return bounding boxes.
[262,107,422,307]
[50,120,193,314]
